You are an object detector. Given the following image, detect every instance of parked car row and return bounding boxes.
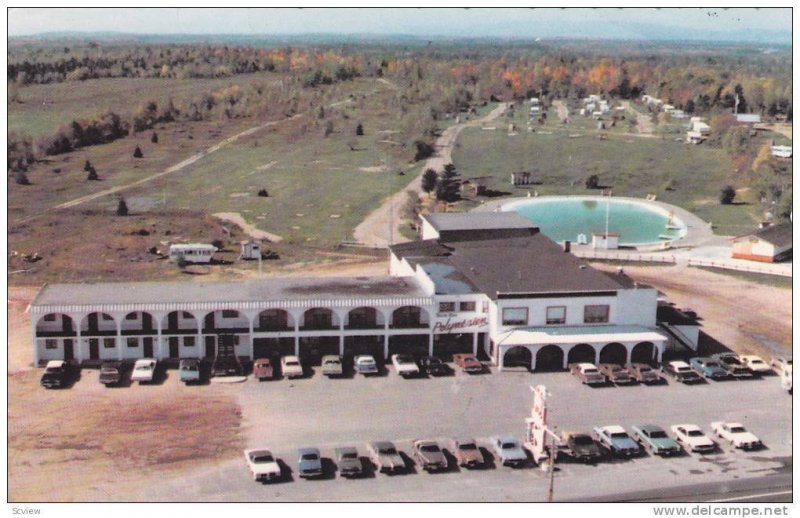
[568,353,781,388]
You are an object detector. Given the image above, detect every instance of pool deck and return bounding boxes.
[473,195,791,277]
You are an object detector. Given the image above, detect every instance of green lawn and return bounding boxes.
[451,117,763,236]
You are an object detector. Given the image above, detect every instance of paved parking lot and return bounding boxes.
[137,367,791,502]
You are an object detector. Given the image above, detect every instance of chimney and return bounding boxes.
[563,240,571,253]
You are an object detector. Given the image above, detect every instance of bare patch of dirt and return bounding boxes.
[213,212,283,242]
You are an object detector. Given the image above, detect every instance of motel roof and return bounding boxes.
[423,212,538,233]
[28,276,432,314]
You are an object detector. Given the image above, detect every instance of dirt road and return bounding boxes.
[553,99,570,122]
[353,103,508,247]
[622,100,655,134]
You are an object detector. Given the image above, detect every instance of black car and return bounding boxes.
[419,356,450,376]
[562,432,603,463]
[99,361,125,386]
[40,360,75,389]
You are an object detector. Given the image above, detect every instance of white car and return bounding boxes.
[739,355,771,374]
[130,359,156,384]
[280,355,304,379]
[671,424,715,453]
[391,354,420,378]
[244,449,282,483]
[354,355,379,376]
[771,356,793,374]
[710,422,762,450]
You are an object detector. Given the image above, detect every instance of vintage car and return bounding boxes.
[244,449,282,483]
[628,363,662,384]
[40,360,75,389]
[569,363,606,385]
[130,359,157,384]
[366,441,405,474]
[412,440,448,472]
[334,447,363,478]
[712,353,753,379]
[321,355,343,377]
[661,360,703,384]
[771,355,793,374]
[738,355,772,375]
[391,354,420,378]
[280,355,304,379]
[354,355,379,376]
[252,357,274,381]
[593,425,641,457]
[419,356,450,376]
[451,438,485,469]
[671,424,716,453]
[99,361,124,387]
[453,353,484,374]
[489,435,527,467]
[630,424,681,456]
[560,431,603,463]
[179,358,201,384]
[689,357,729,380]
[710,422,762,450]
[597,363,634,385]
[296,447,324,478]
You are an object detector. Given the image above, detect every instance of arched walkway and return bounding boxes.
[631,341,656,364]
[535,345,564,372]
[567,343,596,364]
[599,342,627,365]
[255,309,293,332]
[504,346,533,369]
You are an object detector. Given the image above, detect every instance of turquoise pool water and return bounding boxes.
[504,197,685,245]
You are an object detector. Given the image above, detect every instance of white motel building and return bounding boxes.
[28,212,691,371]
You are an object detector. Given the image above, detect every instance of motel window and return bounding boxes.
[103,338,116,349]
[43,314,57,322]
[125,313,138,321]
[502,307,528,326]
[184,336,195,347]
[584,305,610,324]
[546,306,567,325]
[127,337,139,348]
[439,302,456,313]
[459,301,476,312]
[482,301,489,314]
[222,310,238,319]
[102,314,113,321]
[45,339,58,350]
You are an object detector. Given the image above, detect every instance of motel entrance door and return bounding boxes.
[63,339,74,361]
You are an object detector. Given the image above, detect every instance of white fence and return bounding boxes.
[573,250,791,278]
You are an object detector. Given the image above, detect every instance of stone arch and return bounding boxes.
[535,345,565,372]
[630,341,656,364]
[568,343,596,364]
[161,311,199,334]
[599,342,627,365]
[301,307,339,330]
[346,306,384,329]
[504,346,533,369]
[120,311,156,334]
[80,312,117,334]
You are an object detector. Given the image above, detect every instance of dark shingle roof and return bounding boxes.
[750,223,793,248]
[423,212,538,232]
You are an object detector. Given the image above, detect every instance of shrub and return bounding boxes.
[14,170,30,185]
[719,185,736,205]
[86,167,99,181]
[211,239,225,250]
[257,188,269,197]
[116,197,129,216]
[133,145,143,158]
[413,140,435,161]
[421,168,438,194]
[151,132,159,144]
[585,174,600,189]
[356,123,364,136]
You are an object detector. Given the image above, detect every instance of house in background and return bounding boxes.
[736,113,762,124]
[731,222,792,263]
[771,145,792,159]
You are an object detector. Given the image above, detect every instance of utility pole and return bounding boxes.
[547,430,557,502]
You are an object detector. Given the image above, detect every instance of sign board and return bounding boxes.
[526,385,549,463]
[432,315,489,334]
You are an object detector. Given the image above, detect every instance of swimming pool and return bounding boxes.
[503,196,686,246]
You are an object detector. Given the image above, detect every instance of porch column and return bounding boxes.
[155,315,164,360]
[31,314,40,365]
[428,334,434,356]
[530,347,536,371]
[197,315,204,359]
[472,333,479,355]
[248,316,255,360]
[74,314,84,363]
[383,335,389,359]
[625,344,633,365]
[593,344,600,365]
[656,344,664,363]
[498,345,505,371]
[562,345,570,370]
[339,335,345,356]
[116,319,123,361]
[294,318,300,356]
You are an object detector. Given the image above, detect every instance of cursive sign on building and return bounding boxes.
[432,315,489,334]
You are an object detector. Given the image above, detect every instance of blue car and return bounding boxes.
[689,357,728,380]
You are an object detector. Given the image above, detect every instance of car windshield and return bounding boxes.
[253,454,273,463]
[706,362,721,368]
[502,442,518,449]
[325,359,340,365]
[677,366,690,372]
[638,367,652,373]
[649,430,668,439]
[101,367,116,373]
[137,364,152,371]
[183,364,198,371]
[459,443,477,450]
[45,367,64,373]
[397,356,413,363]
[360,359,375,365]
[610,432,629,439]
[286,360,299,366]
[573,435,593,445]
[301,453,319,461]
[584,368,599,374]
[379,447,397,455]
[341,452,357,459]
[729,426,746,434]
[420,444,440,453]
[687,430,704,437]
[751,360,765,365]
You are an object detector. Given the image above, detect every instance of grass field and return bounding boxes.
[8,73,288,138]
[451,102,765,236]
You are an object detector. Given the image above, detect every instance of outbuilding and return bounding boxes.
[731,223,792,263]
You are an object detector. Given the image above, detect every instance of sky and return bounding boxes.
[7,7,793,44]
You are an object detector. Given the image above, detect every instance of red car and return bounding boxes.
[453,354,483,374]
[253,358,274,381]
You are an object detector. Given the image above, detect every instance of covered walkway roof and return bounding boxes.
[493,325,668,346]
